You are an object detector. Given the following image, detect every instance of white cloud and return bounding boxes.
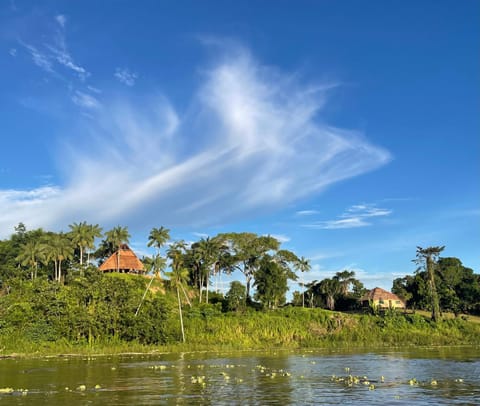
[114,68,138,86]
[21,42,54,73]
[55,14,67,28]
[303,203,392,229]
[192,232,209,239]
[19,16,89,81]
[87,85,102,94]
[9,48,17,57]
[0,47,390,237]
[269,234,291,243]
[71,91,101,109]
[295,210,318,216]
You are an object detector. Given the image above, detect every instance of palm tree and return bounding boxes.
[105,226,130,272]
[196,237,220,304]
[166,241,190,342]
[147,226,170,255]
[69,222,103,267]
[414,246,445,322]
[86,223,103,265]
[334,270,357,296]
[294,256,311,307]
[43,233,74,282]
[135,254,167,316]
[16,240,46,279]
[319,278,340,310]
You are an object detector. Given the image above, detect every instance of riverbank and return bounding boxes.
[2,308,479,357]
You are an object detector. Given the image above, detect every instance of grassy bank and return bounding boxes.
[2,307,479,357]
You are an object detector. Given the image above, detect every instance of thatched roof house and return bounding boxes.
[360,287,405,310]
[99,244,145,273]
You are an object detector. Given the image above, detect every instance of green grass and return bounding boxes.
[2,307,479,357]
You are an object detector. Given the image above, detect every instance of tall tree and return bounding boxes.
[196,237,220,304]
[16,240,46,279]
[166,241,190,342]
[334,270,357,296]
[414,246,445,322]
[69,222,103,267]
[86,224,103,265]
[43,233,74,282]
[318,278,341,310]
[254,255,293,309]
[219,233,280,300]
[147,227,170,255]
[294,256,311,307]
[105,226,131,272]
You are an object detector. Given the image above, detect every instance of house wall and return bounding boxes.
[372,298,405,309]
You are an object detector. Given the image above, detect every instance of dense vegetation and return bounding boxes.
[393,248,480,316]
[0,223,479,355]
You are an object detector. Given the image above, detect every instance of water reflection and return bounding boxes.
[0,347,479,405]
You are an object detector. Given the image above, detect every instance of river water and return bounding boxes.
[0,347,479,405]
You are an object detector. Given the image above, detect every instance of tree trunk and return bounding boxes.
[205,269,209,304]
[198,266,203,303]
[427,257,441,322]
[80,246,84,267]
[246,275,252,300]
[177,286,185,343]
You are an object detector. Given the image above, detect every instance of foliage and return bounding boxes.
[1,223,479,355]
[414,246,444,322]
[393,255,480,316]
[224,281,247,312]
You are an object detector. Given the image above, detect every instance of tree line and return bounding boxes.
[392,246,480,318]
[0,222,478,329]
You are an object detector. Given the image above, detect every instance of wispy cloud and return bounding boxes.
[114,68,138,86]
[71,90,101,109]
[295,209,318,216]
[303,203,392,229]
[0,46,390,237]
[192,232,209,239]
[9,48,17,57]
[55,14,67,28]
[21,42,54,73]
[19,15,90,81]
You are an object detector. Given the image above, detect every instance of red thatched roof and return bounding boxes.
[361,287,404,303]
[99,244,144,272]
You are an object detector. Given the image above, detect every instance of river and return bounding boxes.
[1,347,479,405]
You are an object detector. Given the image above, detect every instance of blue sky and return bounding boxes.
[1,0,479,292]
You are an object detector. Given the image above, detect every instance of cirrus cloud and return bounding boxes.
[0,47,391,237]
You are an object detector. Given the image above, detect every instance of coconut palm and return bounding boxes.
[105,226,130,272]
[294,256,311,307]
[147,226,170,255]
[16,240,46,279]
[85,224,103,265]
[69,222,103,267]
[196,237,220,304]
[43,233,74,282]
[166,241,190,342]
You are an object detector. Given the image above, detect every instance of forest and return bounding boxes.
[0,222,479,352]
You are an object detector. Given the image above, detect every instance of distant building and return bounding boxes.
[360,287,405,310]
[99,244,145,274]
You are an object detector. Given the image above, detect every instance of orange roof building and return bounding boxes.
[99,244,145,273]
[360,287,405,310]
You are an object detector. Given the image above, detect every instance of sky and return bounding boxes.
[1,0,479,293]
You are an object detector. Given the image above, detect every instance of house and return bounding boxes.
[99,244,145,274]
[360,287,405,310]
